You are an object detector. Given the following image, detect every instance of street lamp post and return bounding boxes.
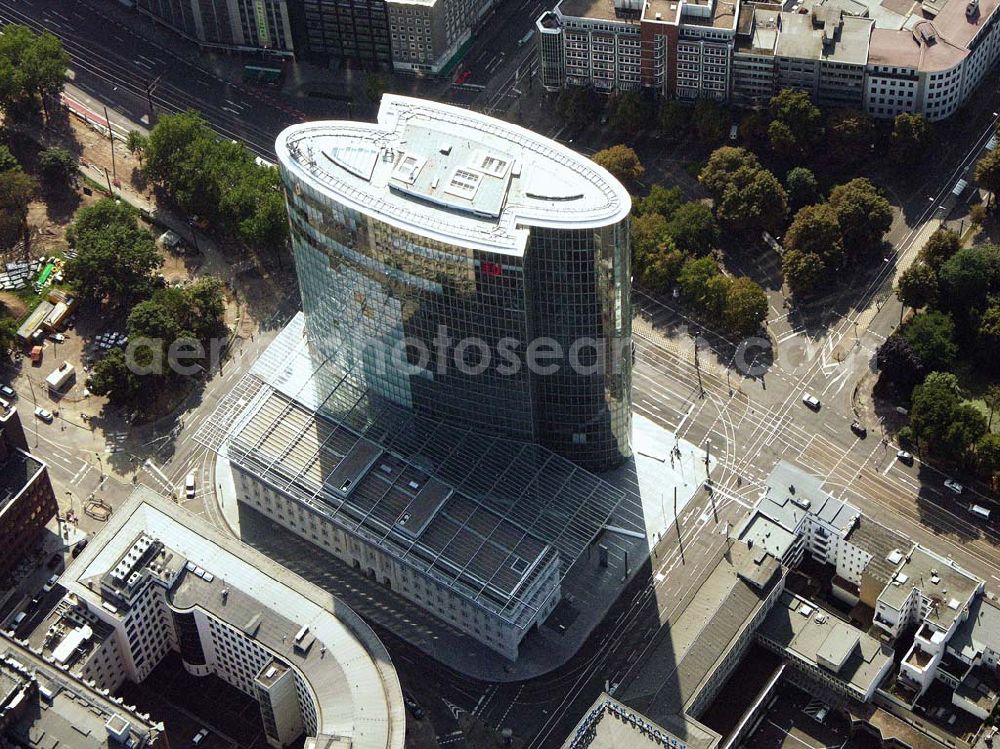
[95,452,104,479]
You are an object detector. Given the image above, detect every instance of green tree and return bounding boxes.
[699,147,760,201]
[0,145,19,174]
[703,274,733,322]
[826,109,873,163]
[38,146,76,190]
[630,212,671,262]
[183,277,227,339]
[739,111,769,143]
[365,74,387,104]
[636,185,683,220]
[678,256,722,306]
[828,178,893,256]
[939,244,1000,316]
[896,263,938,311]
[692,99,729,144]
[0,316,17,354]
[977,433,1000,478]
[65,199,162,306]
[724,276,768,336]
[767,120,796,155]
[782,250,826,296]
[126,130,147,161]
[716,166,788,235]
[770,88,821,136]
[667,201,719,256]
[901,311,957,371]
[0,25,69,121]
[890,113,931,166]
[877,332,927,397]
[911,371,963,450]
[785,167,820,212]
[556,87,599,127]
[783,203,844,267]
[592,144,644,187]
[608,91,647,135]
[657,100,691,141]
[942,403,988,466]
[975,148,1000,206]
[0,169,37,247]
[637,242,686,294]
[983,383,1000,429]
[919,228,961,271]
[86,348,140,404]
[128,298,181,343]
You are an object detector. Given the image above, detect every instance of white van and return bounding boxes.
[969,504,991,521]
[185,474,196,499]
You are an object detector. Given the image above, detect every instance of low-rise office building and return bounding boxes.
[54,486,406,749]
[0,404,58,585]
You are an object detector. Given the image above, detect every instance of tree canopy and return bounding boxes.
[785,167,820,212]
[896,263,938,311]
[593,144,644,187]
[974,149,1000,205]
[0,169,37,248]
[724,276,768,336]
[65,199,162,306]
[667,201,719,256]
[827,178,893,256]
[890,113,931,166]
[38,146,76,190]
[826,110,873,163]
[901,311,957,371]
[143,110,288,255]
[692,99,729,144]
[0,25,69,120]
[918,228,961,271]
[636,185,683,220]
[781,249,825,296]
[783,203,843,267]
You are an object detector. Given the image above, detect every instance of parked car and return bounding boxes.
[943,479,964,494]
[896,450,914,465]
[12,612,26,628]
[72,539,88,558]
[403,694,424,720]
[42,574,58,593]
[192,728,210,745]
[185,474,196,499]
[850,421,867,438]
[49,332,65,343]
[0,385,15,399]
[33,407,53,423]
[802,393,821,410]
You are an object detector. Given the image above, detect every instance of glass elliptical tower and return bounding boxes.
[276,95,633,471]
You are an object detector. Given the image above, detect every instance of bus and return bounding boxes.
[243,64,284,86]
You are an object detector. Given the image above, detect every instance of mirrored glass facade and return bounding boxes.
[278,100,632,472]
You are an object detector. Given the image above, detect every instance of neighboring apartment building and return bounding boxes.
[541,0,1000,120]
[51,486,406,749]
[0,404,57,585]
[137,0,295,56]
[388,0,498,73]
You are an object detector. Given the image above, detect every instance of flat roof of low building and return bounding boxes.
[736,6,781,53]
[877,546,982,631]
[774,9,873,64]
[61,486,407,749]
[948,596,1000,663]
[558,0,641,22]
[620,542,782,742]
[756,461,861,535]
[561,694,717,749]
[0,646,162,748]
[275,96,630,257]
[758,593,893,697]
[844,517,911,586]
[0,449,44,515]
[955,666,1000,714]
[681,0,740,28]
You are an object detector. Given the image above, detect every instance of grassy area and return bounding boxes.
[952,359,1000,434]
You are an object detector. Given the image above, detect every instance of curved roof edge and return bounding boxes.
[275,95,631,255]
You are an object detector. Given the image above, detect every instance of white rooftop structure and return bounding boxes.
[61,486,406,749]
[275,94,631,255]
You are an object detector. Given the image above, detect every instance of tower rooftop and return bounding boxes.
[275,95,631,255]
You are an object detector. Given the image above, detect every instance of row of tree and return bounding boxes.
[878,235,1000,478]
[139,110,288,256]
